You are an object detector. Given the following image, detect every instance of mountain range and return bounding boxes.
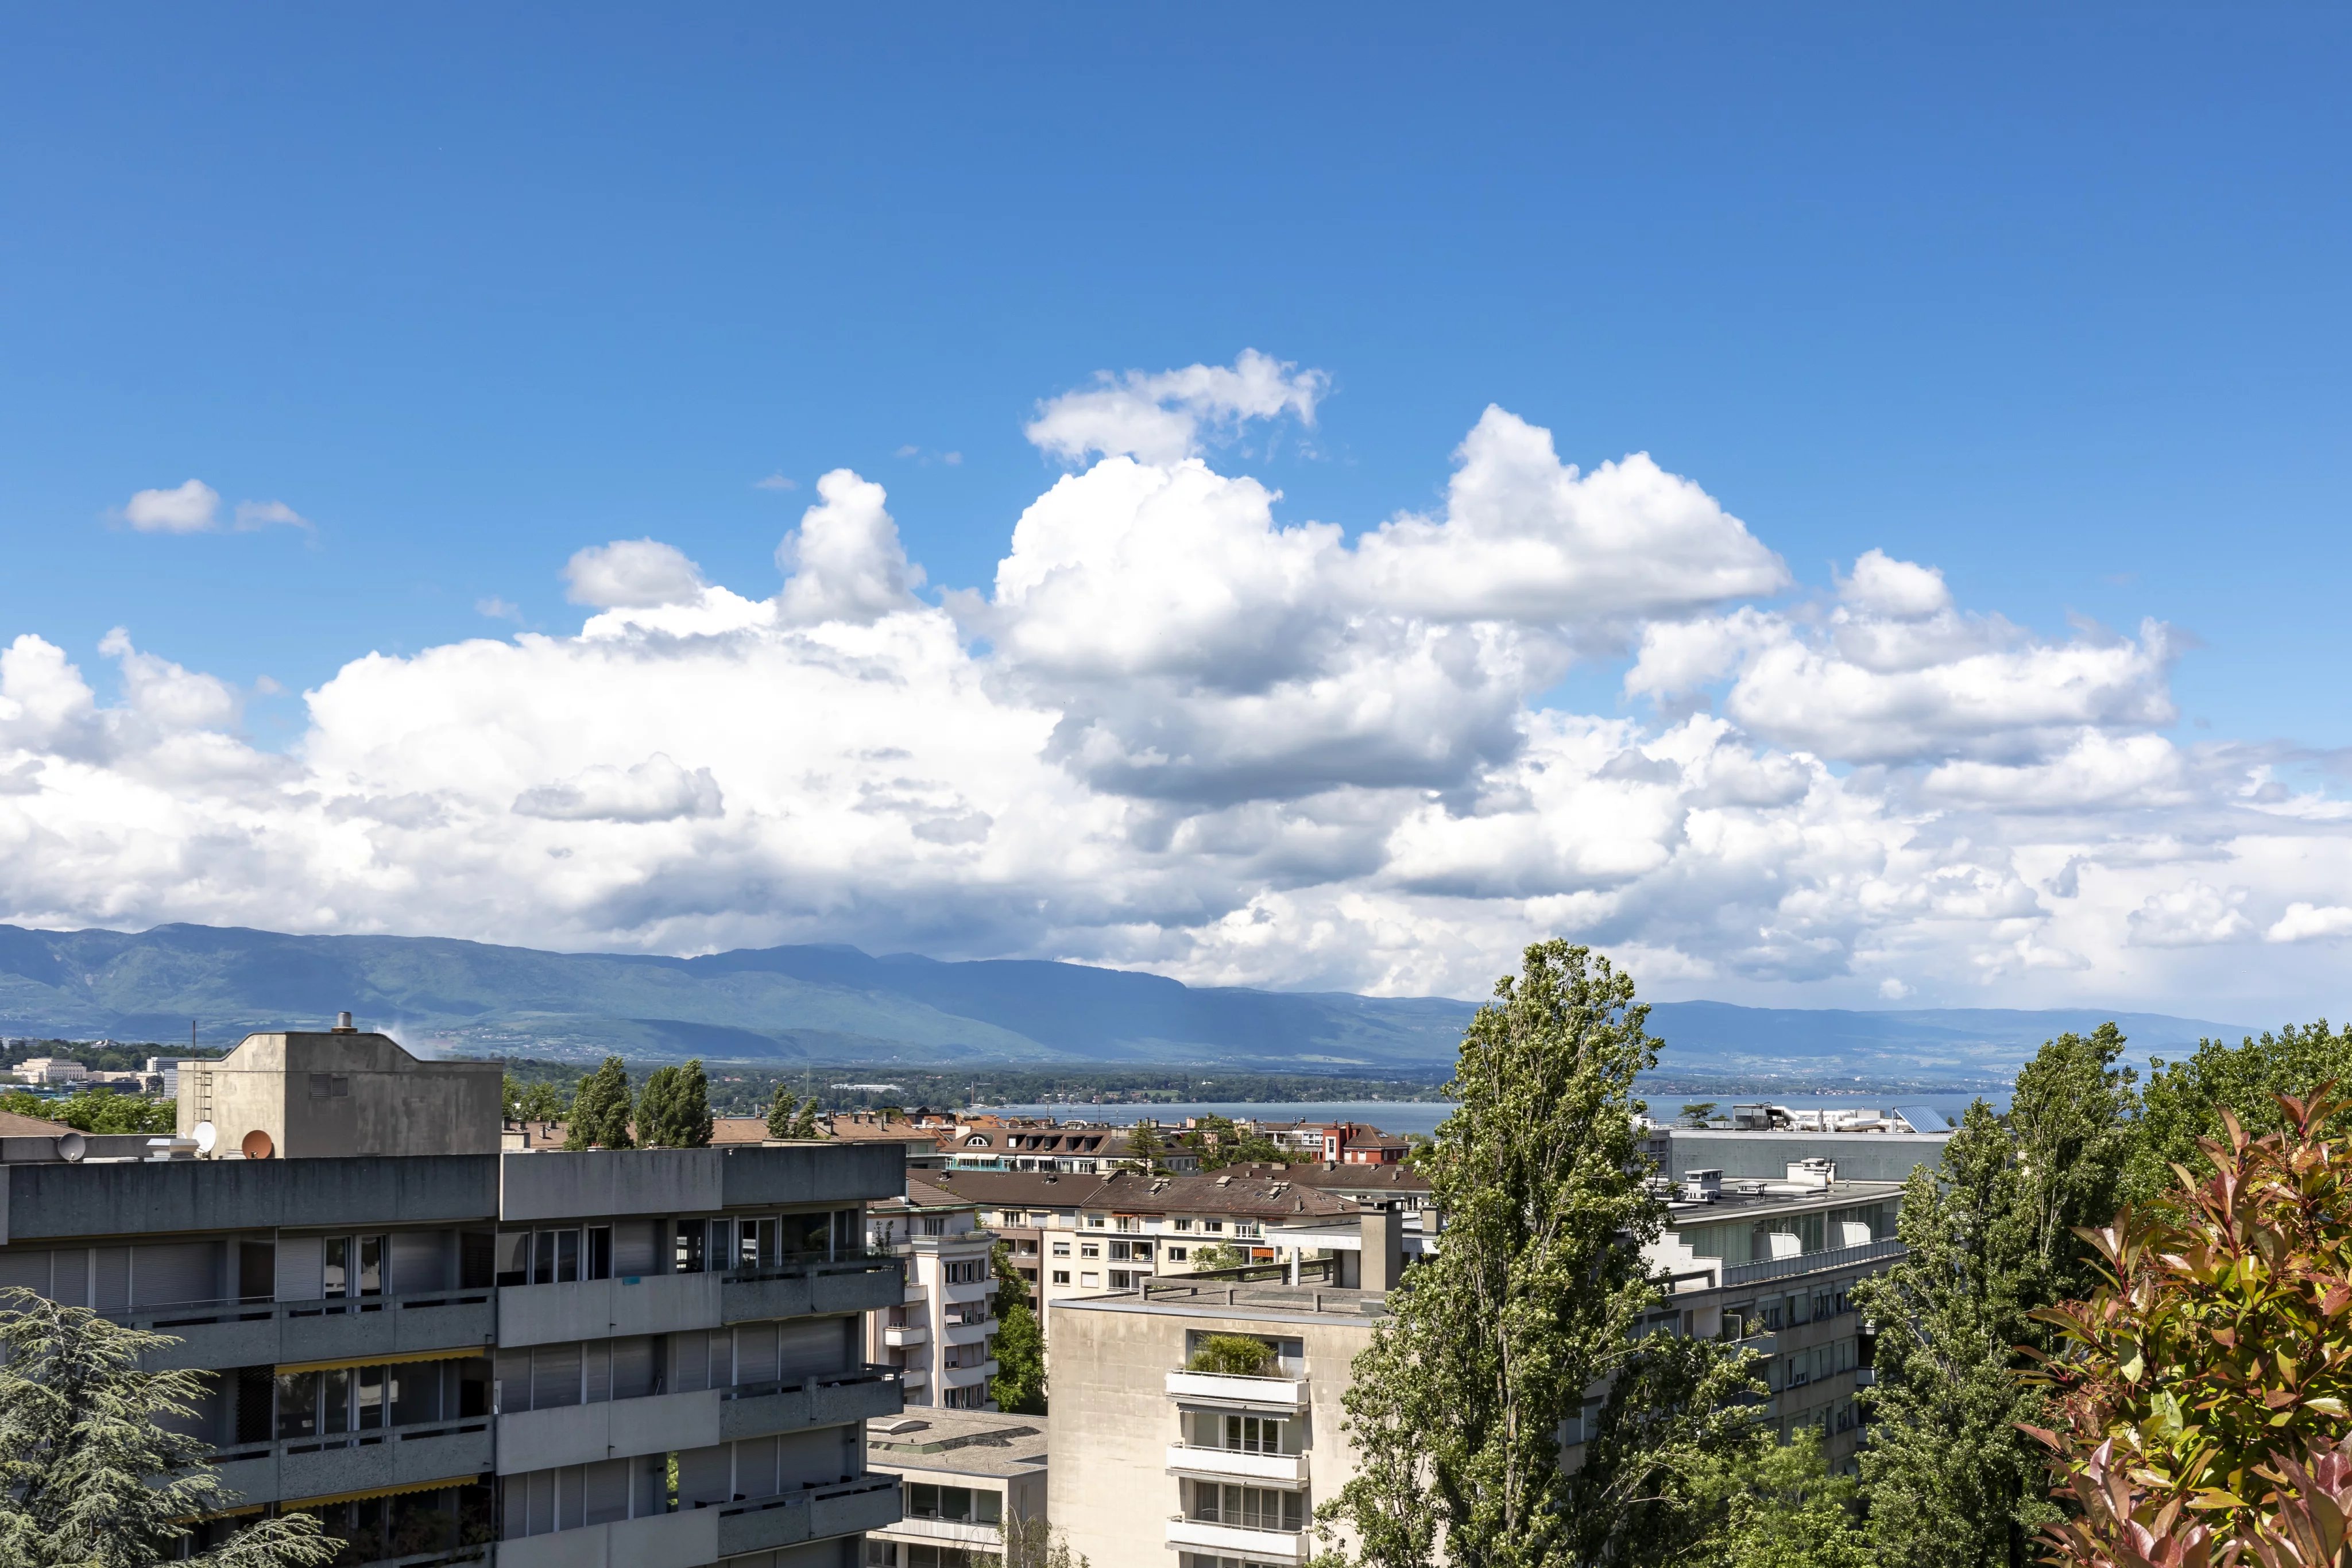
[0,923,2250,1085]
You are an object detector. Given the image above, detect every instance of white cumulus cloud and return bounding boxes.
[562,540,708,608]
[1025,349,1326,464]
[7,366,2351,1017]
[122,479,222,533]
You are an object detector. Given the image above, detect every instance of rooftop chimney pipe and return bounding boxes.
[333,1011,356,1033]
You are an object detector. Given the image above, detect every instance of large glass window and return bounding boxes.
[1187,1482,1303,1532]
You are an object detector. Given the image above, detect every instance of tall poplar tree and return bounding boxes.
[1314,941,1752,1568]
[637,1059,714,1148]
[0,1290,337,1568]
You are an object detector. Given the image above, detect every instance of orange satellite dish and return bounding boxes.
[241,1129,275,1159]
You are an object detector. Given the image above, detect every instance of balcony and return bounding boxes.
[883,1516,1004,1547]
[883,1323,929,1348]
[1166,1448,1317,1485]
[207,1418,493,1510]
[1165,1370,1309,1412]
[1166,1515,1307,1565]
[937,1276,994,1307]
[722,1253,905,1323]
[938,1360,997,1389]
[714,1473,904,1556]
[1165,1443,1308,1485]
[900,1365,930,1389]
[722,1366,904,1438]
[1721,1237,1906,1288]
[940,1318,993,1346]
[115,1291,494,1373]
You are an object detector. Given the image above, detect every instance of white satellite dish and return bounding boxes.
[192,1121,218,1155]
[56,1130,86,1163]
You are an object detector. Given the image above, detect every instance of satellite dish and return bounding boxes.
[240,1129,274,1160]
[192,1121,218,1155]
[56,1131,86,1163]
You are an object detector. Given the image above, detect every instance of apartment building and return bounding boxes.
[0,1020,908,1568]
[862,1408,1047,1568]
[936,1122,1199,1176]
[865,1179,1001,1411]
[924,1170,1363,1330]
[1048,1281,1384,1568]
[1208,1162,1430,1214]
[1639,1162,1909,1472]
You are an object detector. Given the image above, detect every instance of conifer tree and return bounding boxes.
[0,1290,338,1568]
[988,1241,1047,1414]
[563,1056,634,1149]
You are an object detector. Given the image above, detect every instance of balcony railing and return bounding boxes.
[1165,1369,1309,1410]
[1163,1442,1308,1485]
[101,1288,493,1333]
[1720,1238,1905,1287]
[1165,1514,1307,1566]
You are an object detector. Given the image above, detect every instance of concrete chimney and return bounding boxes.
[1358,1205,1406,1294]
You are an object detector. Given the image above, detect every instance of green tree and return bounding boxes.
[1678,1428,1872,1568]
[0,1089,176,1135]
[636,1059,714,1149]
[1678,1101,1719,1126]
[2122,1019,2352,1204]
[1120,1119,1166,1172]
[1557,1333,1764,1566]
[0,1290,338,1568]
[765,1083,797,1139]
[1187,1242,1248,1272]
[501,1075,566,1124]
[1315,940,1734,1568]
[989,1241,1046,1414]
[1854,1025,2139,1568]
[563,1056,635,1149]
[1187,1334,1276,1376]
[994,1513,1092,1568]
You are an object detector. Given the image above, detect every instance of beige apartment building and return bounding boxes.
[1048,1281,1384,1567]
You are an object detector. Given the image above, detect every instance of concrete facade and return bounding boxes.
[177,1027,504,1159]
[0,1133,908,1568]
[1047,1284,1383,1568]
[863,1408,1048,1568]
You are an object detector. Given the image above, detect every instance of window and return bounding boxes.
[1201,1220,1225,1233]
[1016,1240,1038,1255]
[1168,1246,1189,1261]
[1051,1270,1070,1285]
[1080,1243,1100,1259]
[1080,1272,1099,1287]
[1174,1217,1194,1232]
[1085,1215,1107,1229]
[942,1259,988,1285]
[1187,1482,1304,1532]
[322,1234,389,1298]
[1190,1412,1289,1454]
[921,1217,948,1236]
[1108,1270,1132,1288]
[1109,1241,1131,1261]
[1051,1241,1070,1257]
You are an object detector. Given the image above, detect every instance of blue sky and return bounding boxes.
[3,6,2351,1013]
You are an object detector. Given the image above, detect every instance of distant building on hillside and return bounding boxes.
[15,1056,88,1086]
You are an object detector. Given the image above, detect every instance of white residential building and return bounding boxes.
[862,1407,1049,1568]
[867,1178,1003,1411]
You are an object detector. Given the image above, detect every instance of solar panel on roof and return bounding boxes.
[1893,1105,1951,1133]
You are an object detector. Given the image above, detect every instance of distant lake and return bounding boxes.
[984,1090,2006,1138]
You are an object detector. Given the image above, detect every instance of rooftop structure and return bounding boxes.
[176,1019,504,1159]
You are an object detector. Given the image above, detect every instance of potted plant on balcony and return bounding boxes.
[1187,1334,1276,1377]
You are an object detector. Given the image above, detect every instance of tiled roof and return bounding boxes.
[1217,1160,1429,1192]
[928,1167,1361,1221]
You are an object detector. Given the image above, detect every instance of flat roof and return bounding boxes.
[1664,1178,1904,1224]
[865,1409,1049,1480]
[1056,1280,1390,1327]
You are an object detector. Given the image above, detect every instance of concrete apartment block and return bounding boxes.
[0,1023,912,1568]
[866,1180,1001,1411]
[1048,1283,1384,1568]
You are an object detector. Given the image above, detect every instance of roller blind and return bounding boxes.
[671,1331,709,1393]
[93,1248,129,1312]
[613,1219,662,1277]
[734,1321,778,1384]
[610,1335,656,1400]
[532,1342,581,1410]
[674,1444,730,1508]
[389,1232,446,1294]
[777,1316,846,1376]
[132,1242,219,1308]
[0,1249,51,1297]
[277,1237,323,1302]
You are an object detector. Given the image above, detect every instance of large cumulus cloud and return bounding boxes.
[4,352,2346,1013]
